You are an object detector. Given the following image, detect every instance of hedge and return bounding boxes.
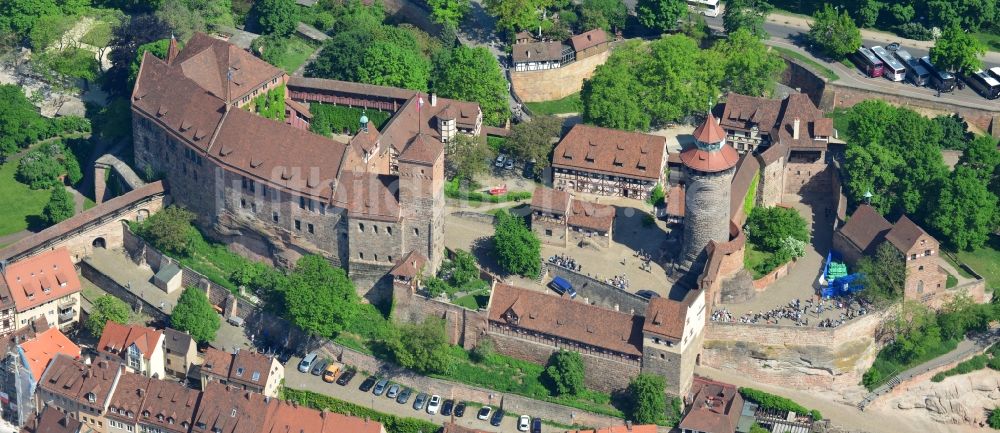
[444,178,531,203]
[309,104,391,136]
[281,388,439,433]
[738,387,822,421]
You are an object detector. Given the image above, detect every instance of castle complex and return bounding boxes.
[131,33,484,290]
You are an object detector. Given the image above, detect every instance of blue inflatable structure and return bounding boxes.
[820,251,865,298]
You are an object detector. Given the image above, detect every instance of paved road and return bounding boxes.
[285,357,557,433]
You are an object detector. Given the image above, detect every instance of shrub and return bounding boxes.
[894,23,933,41]
[545,350,586,396]
[990,407,1000,429]
[309,103,391,136]
[739,387,821,420]
[470,337,494,363]
[931,355,989,382]
[134,206,197,256]
[445,178,532,203]
[41,187,75,226]
[647,183,664,206]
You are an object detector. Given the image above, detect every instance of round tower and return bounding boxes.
[678,112,739,272]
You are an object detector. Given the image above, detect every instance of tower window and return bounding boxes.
[359,223,365,232]
[308,223,314,234]
[295,220,301,230]
[414,228,419,236]
[387,226,392,235]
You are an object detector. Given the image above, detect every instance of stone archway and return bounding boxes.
[137,209,150,222]
[92,237,107,249]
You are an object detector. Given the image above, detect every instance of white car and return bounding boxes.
[477,406,492,420]
[495,154,506,167]
[426,395,441,414]
[517,415,530,432]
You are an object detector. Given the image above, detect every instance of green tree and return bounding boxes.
[252,0,297,37]
[722,0,772,39]
[389,317,452,374]
[639,35,723,123]
[635,0,686,33]
[483,0,552,37]
[446,249,480,288]
[857,243,906,304]
[29,14,75,50]
[713,28,786,97]
[506,115,562,176]
[426,0,470,29]
[170,287,221,343]
[934,114,970,151]
[579,0,626,32]
[0,0,59,36]
[432,46,510,127]
[989,407,1000,429]
[627,374,666,424]
[449,134,495,182]
[135,205,196,255]
[930,23,986,73]
[0,85,51,157]
[647,183,665,206]
[748,424,770,433]
[41,187,75,226]
[358,41,431,91]
[959,136,1000,183]
[856,0,882,28]
[544,350,585,396]
[129,38,173,85]
[929,166,999,251]
[581,42,649,130]
[493,210,541,278]
[86,295,131,337]
[807,4,862,60]
[281,255,360,338]
[744,206,809,252]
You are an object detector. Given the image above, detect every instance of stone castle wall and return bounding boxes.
[391,281,488,350]
[547,265,648,316]
[702,311,888,390]
[784,161,835,196]
[511,50,610,103]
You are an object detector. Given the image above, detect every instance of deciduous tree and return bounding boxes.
[448,134,495,182]
[639,35,723,123]
[579,0,626,32]
[929,166,999,251]
[635,0,686,33]
[170,287,221,343]
[958,136,1000,183]
[252,0,297,37]
[432,46,510,127]
[713,28,786,97]
[544,350,585,396]
[426,0,470,29]
[483,0,552,37]
[506,115,562,175]
[135,205,196,255]
[493,210,541,278]
[722,0,772,39]
[627,374,666,424]
[744,206,809,252]
[0,0,59,37]
[106,13,171,95]
[930,23,986,73]
[581,41,649,130]
[358,41,431,91]
[281,255,360,338]
[857,243,906,304]
[807,4,861,60]
[389,317,451,374]
[41,187,75,226]
[86,295,131,337]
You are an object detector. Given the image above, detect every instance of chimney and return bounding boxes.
[431,93,438,107]
[792,117,800,140]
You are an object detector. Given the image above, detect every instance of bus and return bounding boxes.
[871,46,906,82]
[919,56,956,92]
[963,70,1000,100]
[893,49,929,86]
[852,47,884,78]
[687,0,720,17]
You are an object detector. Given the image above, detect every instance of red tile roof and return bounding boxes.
[98,322,163,360]
[885,215,933,253]
[838,205,892,255]
[719,93,782,134]
[107,372,151,422]
[666,185,685,217]
[642,297,687,341]
[679,144,739,173]
[2,248,81,312]
[141,379,201,433]
[693,113,727,144]
[191,382,269,433]
[201,348,277,388]
[488,284,643,356]
[389,250,428,278]
[530,186,572,215]
[18,327,80,380]
[398,133,443,165]
[512,41,564,63]
[262,399,385,433]
[565,425,657,433]
[172,33,284,103]
[26,406,81,433]
[569,29,607,52]
[39,355,121,408]
[679,377,744,433]
[552,124,667,181]
[567,200,615,233]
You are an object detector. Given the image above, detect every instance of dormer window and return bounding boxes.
[251,372,261,381]
[235,367,244,376]
[231,409,237,417]
[87,392,96,403]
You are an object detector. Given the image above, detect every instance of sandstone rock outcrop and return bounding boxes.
[886,370,1000,428]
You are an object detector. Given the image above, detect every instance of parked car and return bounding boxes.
[477,406,492,420]
[636,289,660,300]
[454,401,466,417]
[413,393,428,411]
[396,387,413,404]
[886,42,901,51]
[336,369,356,386]
[298,353,317,373]
[359,376,377,392]
[386,384,401,399]
[440,399,454,416]
[372,378,389,396]
[531,417,542,433]
[518,415,530,432]
[495,154,506,167]
[311,360,328,376]
[426,395,441,414]
[322,362,343,383]
[504,158,514,170]
[490,409,505,426]
[548,276,577,298]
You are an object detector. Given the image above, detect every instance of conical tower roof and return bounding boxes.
[680,113,739,173]
[692,112,726,144]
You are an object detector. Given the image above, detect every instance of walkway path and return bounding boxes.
[859,328,1000,410]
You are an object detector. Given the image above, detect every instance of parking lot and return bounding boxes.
[285,356,561,433]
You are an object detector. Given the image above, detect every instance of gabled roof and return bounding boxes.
[886,215,932,253]
[569,29,607,52]
[191,382,269,433]
[488,284,643,356]
[719,93,782,133]
[141,379,201,433]
[331,172,401,222]
[172,33,283,102]
[163,328,195,355]
[202,348,277,388]
[552,124,667,181]
[262,399,385,433]
[511,41,564,63]
[107,372,151,421]
[389,250,428,279]
[39,355,121,407]
[27,406,81,433]
[18,327,80,380]
[530,186,572,215]
[98,322,163,360]
[567,200,615,232]
[666,185,685,217]
[679,377,744,433]
[838,205,892,255]
[642,297,686,341]
[2,247,81,313]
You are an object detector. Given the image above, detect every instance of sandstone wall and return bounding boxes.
[784,161,835,196]
[511,51,610,103]
[702,311,888,391]
[392,282,488,350]
[751,259,795,290]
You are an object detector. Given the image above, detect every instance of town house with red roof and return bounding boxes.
[0,323,80,427]
[35,355,123,433]
[0,248,82,334]
[199,348,283,398]
[132,33,484,292]
[97,322,166,379]
[551,124,668,200]
[529,186,616,248]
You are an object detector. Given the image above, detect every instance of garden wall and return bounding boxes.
[510,51,610,102]
[751,259,795,290]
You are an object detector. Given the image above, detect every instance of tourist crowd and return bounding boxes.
[711,295,873,328]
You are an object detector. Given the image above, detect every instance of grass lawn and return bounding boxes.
[272,36,318,73]
[452,289,491,310]
[525,92,582,115]
[953,234,1000,292]
[772,46,839,82]
[973,32,1000,51]
[0,154,54,237]
[827,108,851,142]
[744,242,774,279]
